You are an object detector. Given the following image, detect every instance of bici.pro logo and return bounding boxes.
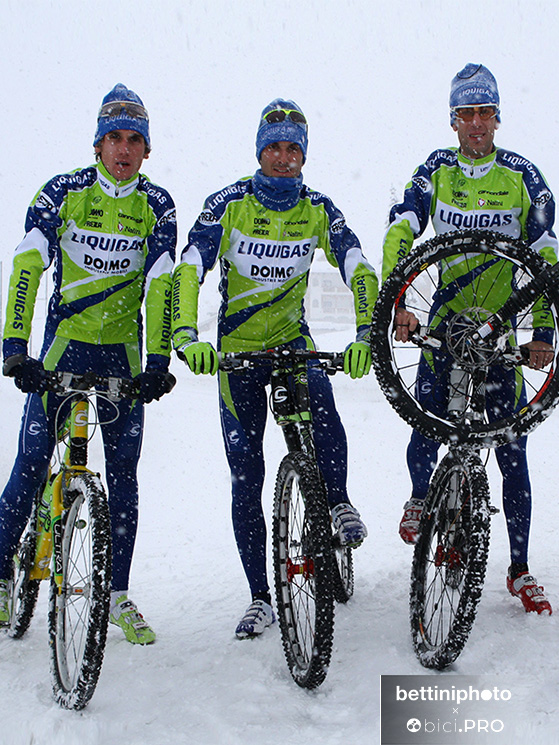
[381,675,513,744]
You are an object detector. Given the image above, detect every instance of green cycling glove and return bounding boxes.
[344,339,372,379]
[180,341,218,375]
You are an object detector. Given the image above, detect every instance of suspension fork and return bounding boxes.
[270,361,316,457]
[445,366,487,538]
[51,396,90,590]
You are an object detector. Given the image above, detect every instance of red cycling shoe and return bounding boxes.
[506,571,552,615]
[399,498,424,544]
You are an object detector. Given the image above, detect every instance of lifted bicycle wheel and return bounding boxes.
[371,229,559,447]
[410,449,491,669]
[48,472,112,710]
[272,453,334,689]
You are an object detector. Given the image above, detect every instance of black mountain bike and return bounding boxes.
[6,370,174,709]
[371,229,559,669]
[219,348,352,689]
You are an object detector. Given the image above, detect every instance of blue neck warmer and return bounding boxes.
[252,169,303,211]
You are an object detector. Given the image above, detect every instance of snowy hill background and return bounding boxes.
[1,2,559,743]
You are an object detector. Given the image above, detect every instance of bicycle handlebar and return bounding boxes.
[44,370,176,400]
[218,348,345,373]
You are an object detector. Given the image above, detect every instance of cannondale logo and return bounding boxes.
[407,718,421,733]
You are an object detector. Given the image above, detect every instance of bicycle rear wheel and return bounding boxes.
[272,453,334,689]
[371,229,559,446]
[8,498,40,639]
[48,472,112,710]
[410,449,491,669]
[331,538,354,603]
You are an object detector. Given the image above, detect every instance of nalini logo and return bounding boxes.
[407,718,421,732]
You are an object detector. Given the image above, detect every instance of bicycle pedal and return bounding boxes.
[489,504,500,515]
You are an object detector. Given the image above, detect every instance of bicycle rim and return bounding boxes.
[410,450,491,669]
[372,229,559,446]
[49,473,112,710]
[272,453,334,689]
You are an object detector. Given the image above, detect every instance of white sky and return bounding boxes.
[2,0,558,277]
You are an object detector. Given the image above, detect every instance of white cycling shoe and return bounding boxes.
[331,503,368,547]
[235,599,275,639]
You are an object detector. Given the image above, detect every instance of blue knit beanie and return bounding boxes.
[449,64,501,124]
[93,84,151,149]
[256,98,308,163]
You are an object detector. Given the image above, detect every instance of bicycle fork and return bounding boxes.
[31,397,91,591]
[271,362,316,457]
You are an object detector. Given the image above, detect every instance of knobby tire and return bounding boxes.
[331,540,354,604]
[48,472,112,710]
[410,449,491,669]
[371,229,559,447]
[272,453,334,689]
[8,498,40,639]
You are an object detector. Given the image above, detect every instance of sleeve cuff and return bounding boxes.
[146,354,170,372]
[3,337,28,361]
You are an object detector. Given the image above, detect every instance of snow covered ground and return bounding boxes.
[1,322,558,744]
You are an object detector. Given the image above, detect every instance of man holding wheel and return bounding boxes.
[382,64,557,614]
[0,84,176,642]
[172,98,378,638]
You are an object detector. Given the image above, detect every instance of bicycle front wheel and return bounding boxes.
[8,498,40,639]
[272,453,334,689]
[48,472,112,710]
[410,449,491,669]
[372,229,559,447]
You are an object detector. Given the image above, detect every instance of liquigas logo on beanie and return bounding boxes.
[93,83,151,150]
[256,98,308,163]
[449,63,501,123]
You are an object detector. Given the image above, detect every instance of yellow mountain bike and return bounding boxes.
[6,370,174,709]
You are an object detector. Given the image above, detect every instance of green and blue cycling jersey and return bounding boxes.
[383,146,557,281]
[383,146,558,276]
[383,146,558,340]
[172,176,378,352]
[3,160,176,370]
